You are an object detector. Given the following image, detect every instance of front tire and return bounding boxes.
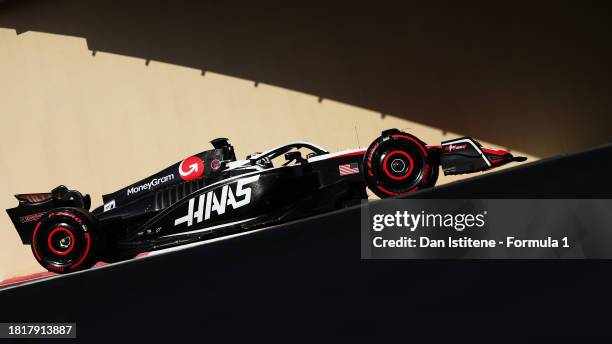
[31,207,102,273]
[363,129,439,198]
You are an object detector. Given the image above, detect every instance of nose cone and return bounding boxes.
[483,147,527,167]
[512,156,528,162]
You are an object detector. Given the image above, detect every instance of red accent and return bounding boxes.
[210,159,221,171]
[46,264,65,272]
[55,211,82,224]
[382,150,414,181]
[481,147,508,156]
[444,144,468,152]
[19,211,45,223]
[367,142,380,166]
[179,156,205,181]
[422,164,431,182]
[338,164,360,176]
[15,193,52,203]
[391,134,428,157]
[490,158,503,164]
[376,185,419,196]
[332,150,367,159]
[71,232,91,269]
[47,227,75,256]
[0,254,150,287]
[31,221,43,261]
[0,272,55,286]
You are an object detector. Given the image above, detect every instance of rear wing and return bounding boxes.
[6,186,90,244]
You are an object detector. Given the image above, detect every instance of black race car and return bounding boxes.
[6,129,525,273]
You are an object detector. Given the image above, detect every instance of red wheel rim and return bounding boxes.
[47,227,75,256]
[382,150,414,181]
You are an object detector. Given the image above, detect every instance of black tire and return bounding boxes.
[31,207,103,273]
[363,130,439,198]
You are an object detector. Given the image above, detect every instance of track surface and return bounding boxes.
[1,144,611,341]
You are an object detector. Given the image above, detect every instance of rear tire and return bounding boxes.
[363,129,439,198]
[31,207,103,274]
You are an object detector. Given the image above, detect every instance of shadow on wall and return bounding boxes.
[1,0,612,157]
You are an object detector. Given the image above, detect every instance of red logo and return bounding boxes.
[445,144,467,152]
[179,156,205,181]
[210,159,221,171]
[19,211,45,224]
[46,264,65,272]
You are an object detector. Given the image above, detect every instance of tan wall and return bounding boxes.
[3,0,612,159]
[0,29,537,279]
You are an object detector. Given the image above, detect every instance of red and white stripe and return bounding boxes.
[339,163,359,176]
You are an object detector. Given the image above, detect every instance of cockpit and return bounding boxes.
[229,141,330,170]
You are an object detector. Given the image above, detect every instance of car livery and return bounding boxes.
[6,129,525,273]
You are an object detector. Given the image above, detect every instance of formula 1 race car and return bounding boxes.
[6,129,525,273]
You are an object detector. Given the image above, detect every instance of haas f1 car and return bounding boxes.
[7,129,525,273]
